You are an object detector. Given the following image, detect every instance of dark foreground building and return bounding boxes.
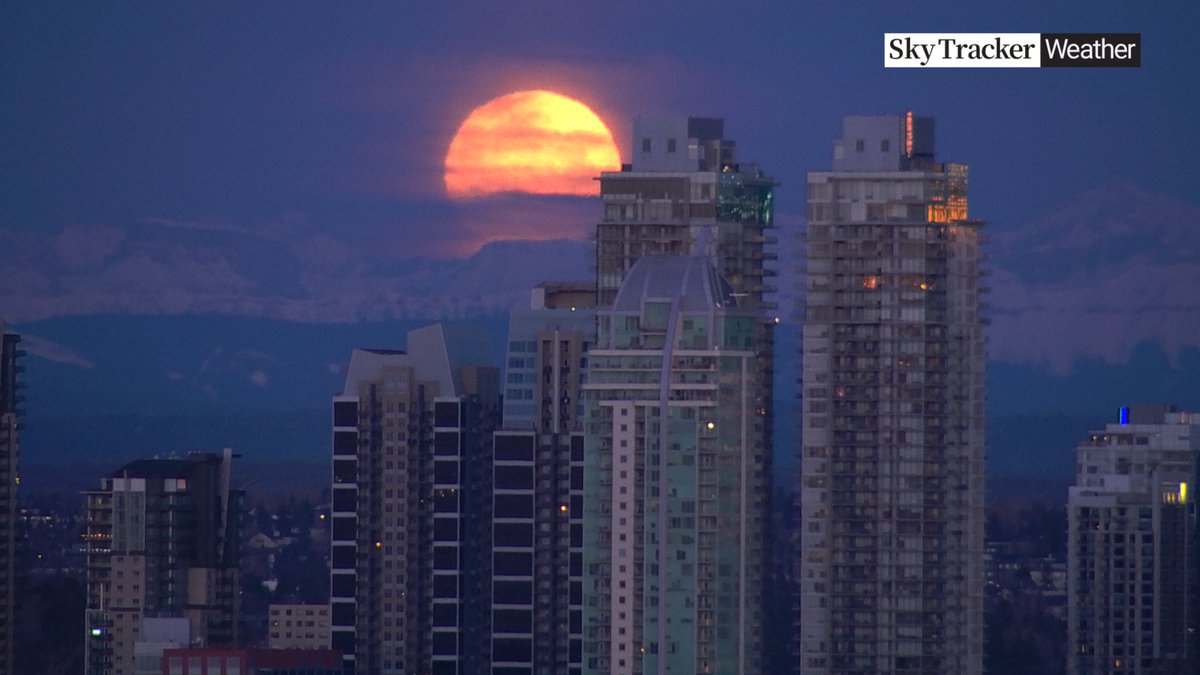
[0,321,20,675]
[84,450,242,675]
[492,283,594,674]
[330,324,500,674]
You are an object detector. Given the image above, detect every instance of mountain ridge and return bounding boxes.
[4,180,1199,372]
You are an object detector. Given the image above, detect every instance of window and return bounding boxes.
[642,138,651,153]
[881,139,890,152]
[667,138,677,153]
[333,401,358,427]
[855,139,864,152]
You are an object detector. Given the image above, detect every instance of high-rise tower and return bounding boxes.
[582,255,767,675]
[83,450,242,675]
[0,321,20,675]
[799,114,986,674]
[493,283,594,674]
[588,116,776,674]
[330,324,500,675]
[588,117,777,672]
[1067,405,1200,674]
[596,117,777,478]
[596,116,776,310]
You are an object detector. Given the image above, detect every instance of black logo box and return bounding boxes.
[1040,33,1141,68]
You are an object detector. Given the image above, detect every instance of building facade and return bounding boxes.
[0,321,20,675]
[582,255,767,675]
[330,324,500,675]
[596,116,776,310]
[268,603,332,650]
[799,114,986,673]
[84,451,243,675]
[160,647,342,674]
[493,283,593,674]
[1067,405,1200,674]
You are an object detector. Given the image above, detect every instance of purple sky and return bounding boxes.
[2,2,1196,259]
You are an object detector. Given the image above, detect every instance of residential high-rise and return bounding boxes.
[0,321,20,675]
[330,324,500,675]
[799,114,986,673]
[83,450,243,675]
[596,116,776,467]
[1067,405,1200,674]
[582,255,767,675]
[596,119,778,672]
[596,115,778,472]
[493,283,593,674]
[596,116,776,310]
[501,282,594,431]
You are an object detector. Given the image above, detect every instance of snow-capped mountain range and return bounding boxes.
[3,181,1198,373]
[0,219,594,323]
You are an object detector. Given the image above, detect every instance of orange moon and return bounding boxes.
[444,90,621,199]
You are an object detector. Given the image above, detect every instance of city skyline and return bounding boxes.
[5,5,1199,475]
[2,5,1199,672]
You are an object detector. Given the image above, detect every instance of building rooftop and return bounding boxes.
[343,323,494,398]
[611,255,735,314]
[832,113,936,172]
[110,451,227,480]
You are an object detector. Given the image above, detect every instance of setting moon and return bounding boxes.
[444,90,621,199]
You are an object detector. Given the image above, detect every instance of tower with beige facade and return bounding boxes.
[1067,405,1200,674]
[799,114,986,674]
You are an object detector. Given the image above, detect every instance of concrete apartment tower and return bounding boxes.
[492,282,594,674]
[799,114,986,673]
[1067,405,1200,674]
[585,116,776,674]
[595,116,776,310]
[596,115,776,468]
[582,255,767,675]
[83,450,242,675]
[0,321,19,675]
[330,324,500,675]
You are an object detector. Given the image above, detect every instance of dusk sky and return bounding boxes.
[4,2,1197,260]
[8,8,1198,671]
